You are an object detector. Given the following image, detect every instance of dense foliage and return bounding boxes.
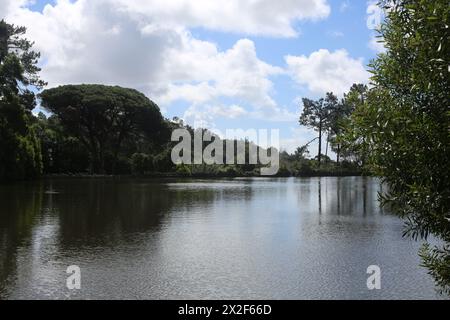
[0,20,46,180]
[39,84,170,174]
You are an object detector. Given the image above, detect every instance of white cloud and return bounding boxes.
[5,0,302,124]
[250,107,298,122]
[159,39,284,110]
[2,0,38,18]
[3,0,332,38]
[216,104,247,119]
[285,49,369,96]
[116,0,331,38]
[183,103,248,129]
[8,0,180,88]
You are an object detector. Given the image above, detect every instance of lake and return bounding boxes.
[0,177,444,299]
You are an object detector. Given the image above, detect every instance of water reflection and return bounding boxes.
[0,177,443,299]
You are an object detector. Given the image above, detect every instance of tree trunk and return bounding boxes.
[112,121,129,175]
[92,150,103,174]
[337,143,341,166]
[318,120,322,167]
[99,149,105,174]
[111,139,123,175]
[92,139,105,174]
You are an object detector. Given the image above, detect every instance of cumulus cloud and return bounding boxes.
[285,49,369,95]
[0,0,18,16]
[183,104,248,129]
[5,0,305,124]
[115,0,331,37]
[7,0,177,88]
[159,39,284,110]
[4,0,331,38]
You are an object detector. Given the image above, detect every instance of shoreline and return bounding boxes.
[0,171,369,184]
[41,171,366,179]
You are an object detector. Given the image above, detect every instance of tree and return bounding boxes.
[299,97,331,166]
[40,84,167,174]
[300,93,346,166]
[0,20,46,180]
[323,92,340,162]
[330,84,368,165]
[348,0,449,294]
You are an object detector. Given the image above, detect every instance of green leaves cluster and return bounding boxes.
[0,20,46,180]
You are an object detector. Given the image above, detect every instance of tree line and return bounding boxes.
[0,19,268,178]
[298,84,368,168]
[0,20,360,179]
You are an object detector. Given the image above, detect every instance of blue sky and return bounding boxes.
[3,0,382,154]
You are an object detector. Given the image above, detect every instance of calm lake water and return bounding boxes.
[0,177,444,299]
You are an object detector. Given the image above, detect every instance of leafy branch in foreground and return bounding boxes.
[0,20,46,180]
[345,0,449,294]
